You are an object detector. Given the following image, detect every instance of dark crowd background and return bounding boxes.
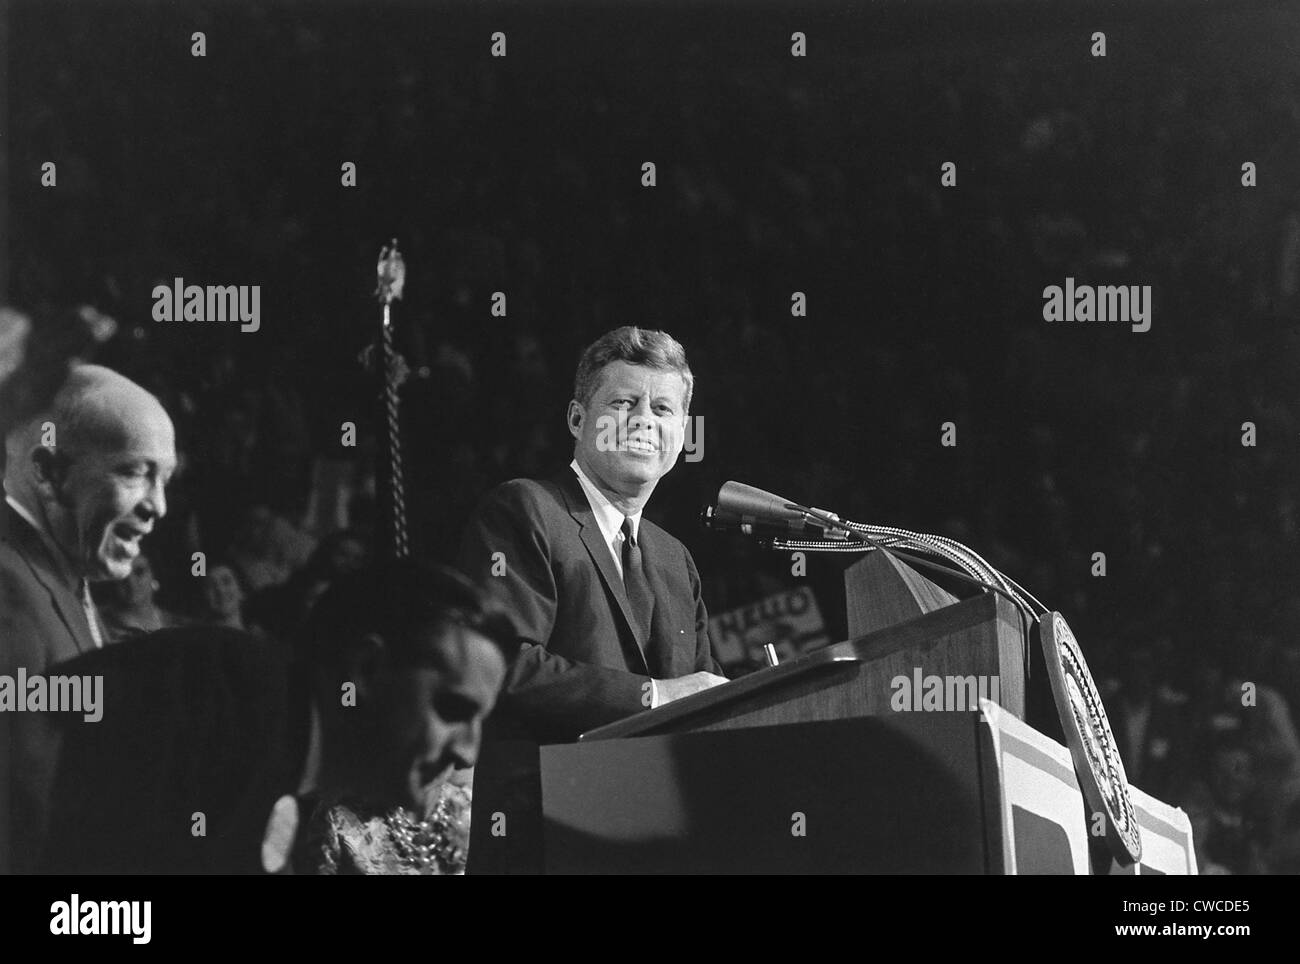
[5,0,1300,873]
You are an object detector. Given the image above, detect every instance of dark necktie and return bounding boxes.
[621,517,655,653]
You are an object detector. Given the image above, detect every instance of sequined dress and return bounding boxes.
[295,782,472,875]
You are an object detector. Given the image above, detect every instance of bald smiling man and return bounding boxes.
[1,364,177,873]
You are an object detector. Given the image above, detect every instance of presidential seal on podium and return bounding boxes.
[1040,611,1142,865]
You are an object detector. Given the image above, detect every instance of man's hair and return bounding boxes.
[298,558,519,672]
[573,326,694,413]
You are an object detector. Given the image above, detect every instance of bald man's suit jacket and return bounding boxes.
[0,502,102,873]
[458,470,720,745]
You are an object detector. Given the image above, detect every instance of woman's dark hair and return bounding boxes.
[296,558,519,671]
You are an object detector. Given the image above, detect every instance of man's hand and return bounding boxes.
[653,671,729,707]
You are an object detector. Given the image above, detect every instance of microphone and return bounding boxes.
[702,481,856,539]
[702,481,1049,620]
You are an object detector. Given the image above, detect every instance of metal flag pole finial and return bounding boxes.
[375,238,406,309]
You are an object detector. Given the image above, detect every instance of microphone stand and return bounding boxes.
[769,502,1048,619]
[762,513,1045,689]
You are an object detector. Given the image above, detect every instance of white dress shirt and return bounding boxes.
[569,459,641,579]
[568,459,658,705]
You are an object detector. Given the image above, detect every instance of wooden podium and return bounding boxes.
[585,551,1028,739]
[467,552,1195,874]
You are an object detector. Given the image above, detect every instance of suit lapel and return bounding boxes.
[33,567,96,656]
[636,521,681,612]
[635,521,685,677]
[3,504,98,656]
[554,471,651,674]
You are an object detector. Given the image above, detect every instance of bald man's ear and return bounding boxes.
[30,445,72,506]
[566,400,584,441]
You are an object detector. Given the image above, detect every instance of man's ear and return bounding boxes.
[342,632,388,701]
[30,446,70,502]
[566,400,584,441]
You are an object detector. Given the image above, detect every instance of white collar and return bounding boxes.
[570,458,641,547]
[5,493,43,532]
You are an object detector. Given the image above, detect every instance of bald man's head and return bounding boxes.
[8,364,177,582]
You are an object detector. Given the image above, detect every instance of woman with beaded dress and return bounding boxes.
[295,776,474,875]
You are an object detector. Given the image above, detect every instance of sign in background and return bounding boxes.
[708,586,832,673]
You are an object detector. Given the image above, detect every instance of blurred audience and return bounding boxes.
[196,562,253,633]
[97,553,181,640]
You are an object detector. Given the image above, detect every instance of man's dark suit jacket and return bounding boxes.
[0,501,102,874]
[458,469,720,745]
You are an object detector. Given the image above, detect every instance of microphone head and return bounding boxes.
[708,481,808,534]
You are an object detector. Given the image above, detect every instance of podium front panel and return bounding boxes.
[977,701,1091,874]
[541,715,987,874]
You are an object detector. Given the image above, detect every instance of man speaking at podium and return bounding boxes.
[458,326,727,745]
